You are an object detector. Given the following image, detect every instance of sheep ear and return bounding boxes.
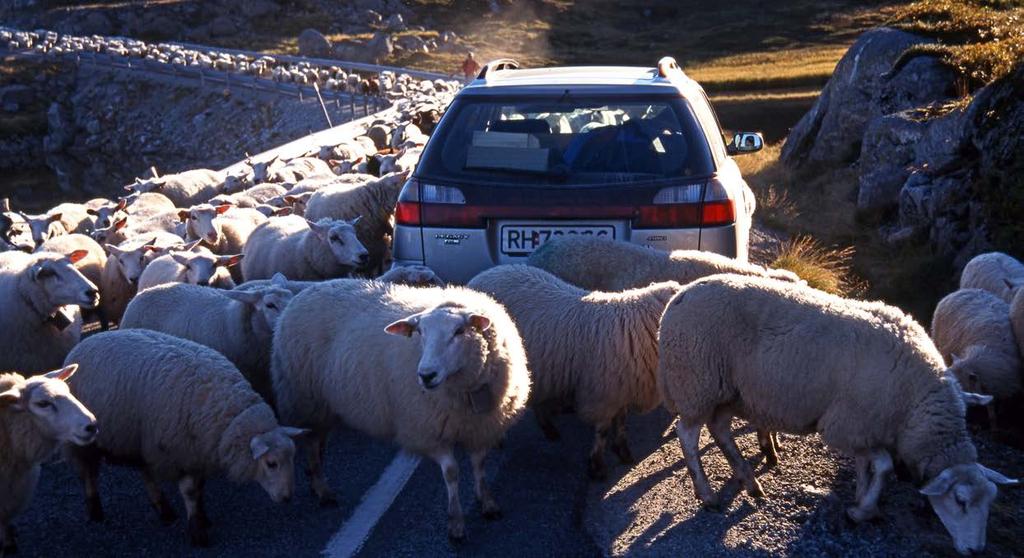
[177,210,190,222]
[113,217,128,231]
[105,244,124,256]
[217,254,243,268]
[60,248,88,264]
[170,253,191,266]
[978,464,1018,486]
[468,314,491,332]
[384,317,418,337]
[961,391,993,406]
[221,289,262,305]
[0,387,23,410]
[48,213,63,223]
[920,468,958,496]
[272,206,293,217]
[271,272,288,286]
[116,197,128,211]
[306,219,328,239]
[348,215,363,226]
[45,363,78,382]
[250,436,270,460]
[86,208,99,216]
[280,426,309,439]
[215,204,232,215]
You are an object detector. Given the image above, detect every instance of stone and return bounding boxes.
[0,84,34,107]
[781,28,945,169]
[209,16,238,37]
[241,0,280,18]
[298,28,332,57]
[366,31,393,64]
[857,111,928,212]
[385,13,407,31]
[79,11,113,35]
[43,102,74,153]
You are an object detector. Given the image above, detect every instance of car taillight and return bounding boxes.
[635,180,735,228]
[394,179,479,228]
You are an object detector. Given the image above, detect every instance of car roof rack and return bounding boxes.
[656,56,685,78]
[478,58,520,79]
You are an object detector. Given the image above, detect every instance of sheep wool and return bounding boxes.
[528,236,801,291]
[468,265,678,478]
[959,252,1024,303]
[272,279,529,539]
[932,288,1022,400]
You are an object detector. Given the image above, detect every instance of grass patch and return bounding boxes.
[769,235,866,297]
[889,0,1024,89]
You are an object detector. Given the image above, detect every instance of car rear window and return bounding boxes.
[416,94,715,186]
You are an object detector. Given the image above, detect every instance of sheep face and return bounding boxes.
[170,251,242,287]
[0,365,97,446]
[125,177,164,195]
[946,347,1000,396]
[20,212,65,246]
[223,174,250,194]
[921,463,1017,555]
[380,265,445,287]
[86,199,127,229]
[91,216,128,246]
[107,242,153,285]
[182,204,231,245]
[223,282,293,331]
[385,305,492,391]
[33,253,100,309]
[306,218,368,269]
[249,426,305,503]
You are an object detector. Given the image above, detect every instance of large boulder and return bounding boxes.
[781,28,950,169]
[857,111,928,213]
[298,28,332,57]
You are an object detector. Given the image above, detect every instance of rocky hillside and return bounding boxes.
[781,1,1024,273]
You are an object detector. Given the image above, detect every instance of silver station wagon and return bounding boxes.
[392,57,763,283]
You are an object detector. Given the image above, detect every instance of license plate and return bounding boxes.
[500,225,615,256]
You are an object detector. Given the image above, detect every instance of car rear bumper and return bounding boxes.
[393,222,746,284]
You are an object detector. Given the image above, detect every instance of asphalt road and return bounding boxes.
[17,408,1024,557]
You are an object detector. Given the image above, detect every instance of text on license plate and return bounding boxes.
[500,225,615,255]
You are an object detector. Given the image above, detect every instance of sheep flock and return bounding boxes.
[0,27,1021,558]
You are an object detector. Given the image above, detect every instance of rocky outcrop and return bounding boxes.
[784,26,1023,270]
[781,28,954,169]
[298,28,332,58]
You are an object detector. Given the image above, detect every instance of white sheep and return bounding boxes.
[84,197,127,229]
[303,172,410,274]
[527,236,802,290]
[272,280,530,540]
[959,252,1024,303]
[46,203,94,234]
[241,216,368,281]
[931,288,1022,423]
[98,234,187,325]
[137,245,240,291]
[209,183,287,209]
[125,168,225,207]
[1012,288,1024,363]
[11,211,65,247]
[468,265,679,478]
[269,157,335,183]
[180,204,266,254]
[0,364,96,556]
[657,274,1017,556]
[121,276,293,401]
[37,234,109,327]
[64,329,306,547]
[379,264,445,287]
[0,250,99,373]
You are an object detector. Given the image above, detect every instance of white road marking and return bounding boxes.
[321,451,422,558]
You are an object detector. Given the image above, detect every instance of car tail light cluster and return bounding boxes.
[634,179,735,229]
[395,179,477,227]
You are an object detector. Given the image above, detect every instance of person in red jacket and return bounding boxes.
[459,52,481,82]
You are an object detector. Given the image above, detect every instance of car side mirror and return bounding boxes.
[727,132,763,155]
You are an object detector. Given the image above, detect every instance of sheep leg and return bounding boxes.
[676,420,719,510]
[986,404,999,431]
[140,468,177,525]
[853,456,870,503]
[470,449,501,520]
[757,429,779,468]
[846,450,893,523]
[533,400,561,441]
[708,409,764,499]
[71,445,104,522]
[587,421,612,481]
[305,428,337,506]
[432,449,465,541]
[178,475,209,547]
[609,412,635,465]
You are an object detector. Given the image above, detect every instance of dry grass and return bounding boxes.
[688,46,848,92]
[769,236,866,297]
[889,0,1024,88]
